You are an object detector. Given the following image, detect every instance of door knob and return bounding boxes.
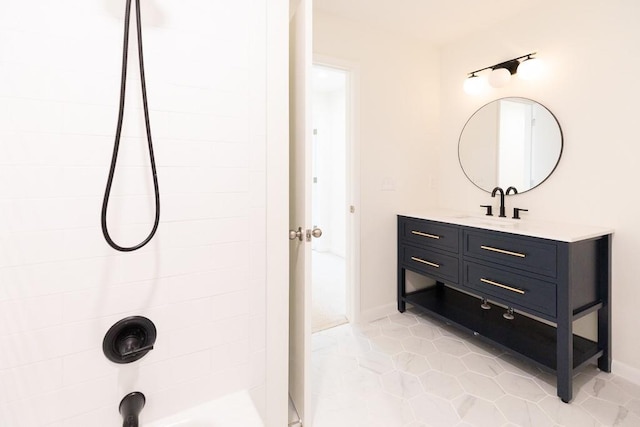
[289,227,303,241]
[306,227,323,241]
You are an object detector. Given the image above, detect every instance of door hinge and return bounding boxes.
[350,205,355,213]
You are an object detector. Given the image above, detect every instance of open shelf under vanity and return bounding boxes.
[402,284,602,374]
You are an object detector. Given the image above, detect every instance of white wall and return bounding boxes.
[437,0,640,375]
[0,0,269,425]
[314,12,440,319]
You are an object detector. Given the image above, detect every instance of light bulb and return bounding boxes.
[463,74,486,95]
[488,68,511,88]
[517,57,542,80]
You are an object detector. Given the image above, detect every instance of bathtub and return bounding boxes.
[146,390,264,427]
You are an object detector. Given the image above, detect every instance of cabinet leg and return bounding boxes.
[597,235,612,373]
[597,303,612,372]
[398,301,406,313]
[398,267,406,313]
[557,322,573,403]
[557,369,573,403]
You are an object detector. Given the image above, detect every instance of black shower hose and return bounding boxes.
[101,0,160,252]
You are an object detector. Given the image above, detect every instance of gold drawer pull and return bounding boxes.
[411,257,440,268]
[411,230,440,239]
[480,245,526,258]
[481,278,525,295]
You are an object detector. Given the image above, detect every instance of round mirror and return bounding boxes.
[458,97,563,194]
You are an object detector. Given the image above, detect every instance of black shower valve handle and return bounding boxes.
[121,344,155,360]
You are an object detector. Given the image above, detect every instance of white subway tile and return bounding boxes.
[208,363,252,397]
[114,250,162,284]
[138,349,211,391]
[0,294,62,336]
[250,170,267,208]
[62,103,117,136]
[156,246,212,277]
[249,134,267,171]
[62,349,117,387]
[150,84,249,116]
[167,323,214,358]
[56,406,116,427]
[0,227,114,267]
[154,140,250,168]
[0,166,108,199]
[206,241,248,271]
[250,240,267,282]
[162,192,250,221]
[164,268,250,303]
[211,339,250,373]
[167,113,249,143]
[153,167,250,194]
[62,279,165,323]
[250,349,266,389]
[0,256,120,302]
[0,63,118,106]
[249,314,267,354]
[5,375,119,426]
[248,278,267,317]
[166,216,250,248]
[0,358,63,405]
[211,290,251,321]
[0,325,66,369]
[145,297,213,335]
[210,316,250,348]
[0,98,64,134]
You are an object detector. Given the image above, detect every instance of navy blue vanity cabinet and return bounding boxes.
[397,215,612,403]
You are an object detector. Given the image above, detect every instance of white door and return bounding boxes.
[289,0,314,425]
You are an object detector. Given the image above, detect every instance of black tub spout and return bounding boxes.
[120,392,145,427]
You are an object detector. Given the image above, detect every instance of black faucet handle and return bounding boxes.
[480,205,493,216]
[513,208,528,219]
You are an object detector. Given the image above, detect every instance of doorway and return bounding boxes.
[311,63,351,332]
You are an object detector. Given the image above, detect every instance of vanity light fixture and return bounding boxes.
[462,72,486,95]
[516,54,542,80]
[463,52,540,93]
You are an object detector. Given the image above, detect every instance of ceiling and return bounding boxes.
[313,0,554,46]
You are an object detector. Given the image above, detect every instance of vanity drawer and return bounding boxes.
[463,261,556,319]
[402,245,459,284]
[464,230,557,278]
[400,217,460,254]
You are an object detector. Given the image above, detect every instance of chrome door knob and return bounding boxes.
[311,227,322,238]
[289,227,303,241]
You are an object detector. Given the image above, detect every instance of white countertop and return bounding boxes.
[400,209,613,242]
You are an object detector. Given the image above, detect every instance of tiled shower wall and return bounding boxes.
[0,0,267,425]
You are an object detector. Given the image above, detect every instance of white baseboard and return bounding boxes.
[357,303,397,324]
[612,360,640,386]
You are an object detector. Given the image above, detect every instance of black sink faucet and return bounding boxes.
[506,186,518,195]
[491,187,506,217]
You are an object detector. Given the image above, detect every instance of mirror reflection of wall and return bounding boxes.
[459,97,563,194]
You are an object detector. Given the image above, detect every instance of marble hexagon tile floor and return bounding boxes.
[310,308,640,427]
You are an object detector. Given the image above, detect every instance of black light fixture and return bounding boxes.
[463,52,540,94]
